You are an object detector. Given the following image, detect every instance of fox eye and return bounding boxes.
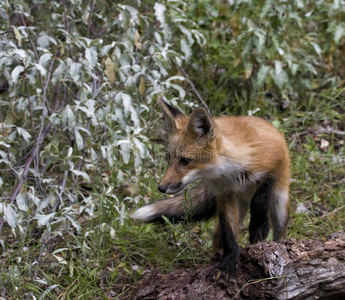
[179,157,192,166]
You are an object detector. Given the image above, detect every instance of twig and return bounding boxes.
[320,205,345,219]
[61,0,74,59]
[87,0,95,38]
[22,69,36,136]
[292,128,345,139]
[323,129,345,136]
[179,67,211,115]
[231,276,288,300]
[42,59,56,114]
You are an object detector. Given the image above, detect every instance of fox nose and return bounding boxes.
[158,185,167,193]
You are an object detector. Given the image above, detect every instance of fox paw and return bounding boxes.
[249,221,270,244]
[207,266,237,287]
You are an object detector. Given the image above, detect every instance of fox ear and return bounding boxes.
[186,107,214,139]
[158,99,186,134]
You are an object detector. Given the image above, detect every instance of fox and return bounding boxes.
[131,99,290,282]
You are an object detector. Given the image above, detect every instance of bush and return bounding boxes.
[0,0,205,235]
[187,0,345,109]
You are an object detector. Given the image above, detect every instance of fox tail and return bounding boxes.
[131,182,216,223]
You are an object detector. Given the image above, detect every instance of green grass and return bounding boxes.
[1,93,345,299]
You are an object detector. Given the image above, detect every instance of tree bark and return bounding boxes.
[130,231,345,300]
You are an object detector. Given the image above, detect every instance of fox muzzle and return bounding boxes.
[158,182,183,194]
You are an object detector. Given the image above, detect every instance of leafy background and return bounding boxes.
[0,0,344,298]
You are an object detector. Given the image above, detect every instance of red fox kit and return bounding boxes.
[132,100,290,282]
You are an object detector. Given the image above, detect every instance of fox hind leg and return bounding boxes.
[249,178,275,244]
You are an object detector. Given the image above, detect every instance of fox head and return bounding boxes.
[157,100,219,194]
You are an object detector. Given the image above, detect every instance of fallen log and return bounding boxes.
[130,231,345,300]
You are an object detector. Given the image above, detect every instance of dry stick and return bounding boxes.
[320,204,345,219]
[318,128,345,136]
[292,128,345,138]
[179,67,211,115]
[231,276,288,300]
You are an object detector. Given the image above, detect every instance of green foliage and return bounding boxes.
[188,0,345,109]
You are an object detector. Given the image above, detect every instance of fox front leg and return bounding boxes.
[208,201,239,284]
